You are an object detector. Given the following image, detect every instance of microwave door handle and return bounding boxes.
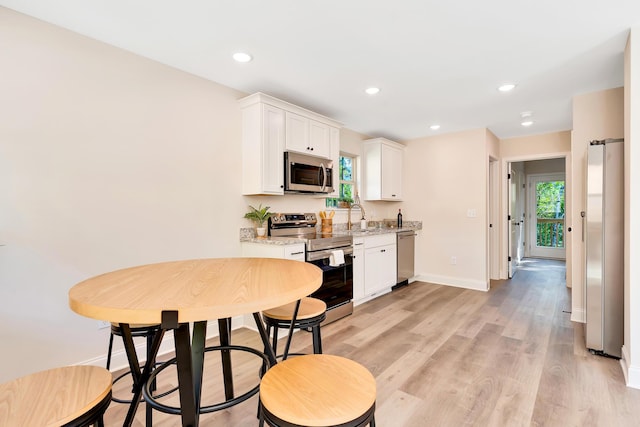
[320,163,327,192]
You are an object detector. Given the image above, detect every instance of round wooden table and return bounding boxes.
[69,258,322,427]
[0,365,112,427]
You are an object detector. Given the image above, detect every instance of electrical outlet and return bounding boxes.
[97,320,110,329]
[450,256,457,265]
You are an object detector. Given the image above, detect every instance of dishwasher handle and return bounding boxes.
[398,233,417,238]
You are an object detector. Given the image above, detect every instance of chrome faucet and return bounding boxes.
[347,194,366,231]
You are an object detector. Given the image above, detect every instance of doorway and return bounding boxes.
[527,173,566,259]
[503,155,569,280]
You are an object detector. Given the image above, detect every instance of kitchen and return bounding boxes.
[2,2,640,426]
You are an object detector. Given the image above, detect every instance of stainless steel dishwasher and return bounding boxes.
[394,230,416,289]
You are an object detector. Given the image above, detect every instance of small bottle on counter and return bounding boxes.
[397,209,403,228]
[361,218,367,230]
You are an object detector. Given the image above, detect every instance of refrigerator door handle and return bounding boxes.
[581,211,586,242]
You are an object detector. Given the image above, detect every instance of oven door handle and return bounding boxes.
[306,246,353,262]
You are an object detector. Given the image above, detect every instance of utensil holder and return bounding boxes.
[321,218,333,234]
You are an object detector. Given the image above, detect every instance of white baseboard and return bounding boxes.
[621,345,640,389]
[415,273,488,292]
[570,308,586,323]
[79,316,246,372]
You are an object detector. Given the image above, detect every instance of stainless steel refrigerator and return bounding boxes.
[585,138,624,358]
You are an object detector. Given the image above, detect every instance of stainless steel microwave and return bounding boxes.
[284,151,334,194]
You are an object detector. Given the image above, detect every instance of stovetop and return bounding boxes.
[269,212,352,251]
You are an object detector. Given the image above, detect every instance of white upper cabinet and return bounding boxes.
[239,99,285,195]
[239,93,341,195]
[285,112,332,159]
[362,138,404,201]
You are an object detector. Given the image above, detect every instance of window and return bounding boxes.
[326,154,357,208]
[535,179,565,248]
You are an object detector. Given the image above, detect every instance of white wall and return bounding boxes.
[570,88,624,325]
[524,158,566,175]
[403,129,489,291]
[0,8,360,382]
[623,28,640,389]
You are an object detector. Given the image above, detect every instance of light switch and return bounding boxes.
[467,209,477,218]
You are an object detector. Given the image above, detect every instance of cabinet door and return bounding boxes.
[380,243,397,288]
[262,105,286,193]
[352,242,365,301]
[364,244,397,295]
[308,120,332,158]
[285,112,310,154]
[381,143,403,200]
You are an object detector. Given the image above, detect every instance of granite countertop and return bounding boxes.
[240,236,306,245]
[333,226,420,237]
[239,221,421,244]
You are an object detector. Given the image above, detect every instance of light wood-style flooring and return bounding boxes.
[104,259,640,426]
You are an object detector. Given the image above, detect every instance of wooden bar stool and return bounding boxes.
[259,354,376,427]
[106,323,161,374]
[0,365,112,426]
[262,297,326,359]
[106,323,171,427]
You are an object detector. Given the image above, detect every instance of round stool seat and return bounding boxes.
[262,297,326,321]
[260,354,376,427]
[0,365,112,426]
[262,297,327,358]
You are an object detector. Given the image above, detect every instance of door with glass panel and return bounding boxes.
[528,173,566,259]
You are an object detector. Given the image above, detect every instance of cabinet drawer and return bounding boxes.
[364,233,396,248]
[283,244,306,261]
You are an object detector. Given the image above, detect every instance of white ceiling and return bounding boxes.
[3,0,640,141]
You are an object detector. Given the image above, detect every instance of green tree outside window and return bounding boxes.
[326,154,356,207]
[536,181,565,248]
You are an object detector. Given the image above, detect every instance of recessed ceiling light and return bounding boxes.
[521,120,534,127]
[430,124,441,130]
[232,52,252,63]
[365,87,380,95]
[498,83,517,92]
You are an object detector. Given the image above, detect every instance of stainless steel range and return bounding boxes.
[269,213,353,324]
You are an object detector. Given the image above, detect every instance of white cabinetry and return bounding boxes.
[285,112,332,159]
[362,138,404,201]
[241,242,306,262]
[239,93,341,195]
[352,238,365,301]
[239,100,285,195]
[363,233,397,297]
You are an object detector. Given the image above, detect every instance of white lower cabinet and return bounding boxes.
[354,233,397,304]
[241,242,305,261]
[352,238,365,301]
